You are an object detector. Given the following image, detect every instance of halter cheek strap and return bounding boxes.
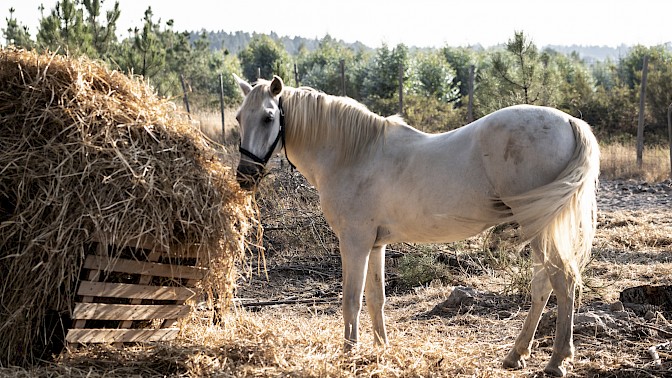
[238,96,295,169]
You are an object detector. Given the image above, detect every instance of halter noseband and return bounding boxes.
[238,96,294,169]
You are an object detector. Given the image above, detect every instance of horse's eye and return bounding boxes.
[264,115,274,124]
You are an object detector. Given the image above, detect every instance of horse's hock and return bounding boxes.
[0,48,253,366]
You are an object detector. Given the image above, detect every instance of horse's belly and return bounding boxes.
[375,216,494,245]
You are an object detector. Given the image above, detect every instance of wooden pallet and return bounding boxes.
[66,236,208,346]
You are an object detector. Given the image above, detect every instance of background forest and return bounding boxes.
[4,0,672,143]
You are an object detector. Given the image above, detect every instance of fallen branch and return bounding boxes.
[236,297,340,308]
[637,322,672,338]
[269,265,333,278]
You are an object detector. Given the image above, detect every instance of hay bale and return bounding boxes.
[0,47,253,366]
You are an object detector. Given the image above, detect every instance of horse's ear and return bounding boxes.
[233,73,252,96]
[270,75,283,97]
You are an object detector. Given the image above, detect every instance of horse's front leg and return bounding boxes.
[339,234,372,351]
[365,245,387,346]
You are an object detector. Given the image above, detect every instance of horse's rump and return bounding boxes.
[500,117,599,286]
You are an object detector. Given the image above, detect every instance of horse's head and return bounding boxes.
[233,74,285,190]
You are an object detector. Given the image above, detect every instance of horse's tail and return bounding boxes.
[503,118,600,289]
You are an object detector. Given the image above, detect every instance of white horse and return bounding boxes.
[234,74,599,377]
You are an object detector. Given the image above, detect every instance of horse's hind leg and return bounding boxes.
[543,259,577,377]
[365,245,388,346]
[503,240,552,370]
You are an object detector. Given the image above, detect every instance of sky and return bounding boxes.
[1,0,671,48]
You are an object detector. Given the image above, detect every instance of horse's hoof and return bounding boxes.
[543,364,566,377]
[502,355,526,370]
[343,340,356,353]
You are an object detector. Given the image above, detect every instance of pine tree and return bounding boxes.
[361,43,408,100]
[82,0,120,58]
[3,7,34,49]
[118,7,166,79]
[442,46,477,102]
[36,0,92,55]
[490,31,555,105]
[412,50,459,102]
[297,34,357,95]
[238,34,290,82]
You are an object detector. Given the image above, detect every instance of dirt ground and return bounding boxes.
[1,173,670,377]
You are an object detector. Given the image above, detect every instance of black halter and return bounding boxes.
[238,97,294,169]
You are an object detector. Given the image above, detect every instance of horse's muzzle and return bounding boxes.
[236,163,264,191]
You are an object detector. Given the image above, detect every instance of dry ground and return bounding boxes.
[2,168,670,378]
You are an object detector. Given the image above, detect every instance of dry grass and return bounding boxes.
[596,210,672,251]
[587,209,672,303]
[5,258,669,377]
[190,109,240,146]
[180,298,526,377]
[0,291,530,377]
[600,142,671,182]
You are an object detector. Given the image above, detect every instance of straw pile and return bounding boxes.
[0,47,253,366]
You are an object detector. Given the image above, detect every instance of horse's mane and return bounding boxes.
[281,85,399,164]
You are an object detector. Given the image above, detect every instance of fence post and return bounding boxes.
[398,63,403,116]
[294,63,300,87]
[219,73,226,144]
[636,55,648,169]
[668,103,672,179]
[340,59,346,96]
[179,74,191,118]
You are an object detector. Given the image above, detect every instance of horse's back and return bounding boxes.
[475,105,579,197]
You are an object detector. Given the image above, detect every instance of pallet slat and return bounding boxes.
[68,238,206,346]
[65,328,180,343]
[83,255,207,281]
[77,281,196,301]
[72,303,191,321]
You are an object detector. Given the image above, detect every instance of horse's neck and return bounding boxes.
[283,91,381,183]
[283,118,332,186]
